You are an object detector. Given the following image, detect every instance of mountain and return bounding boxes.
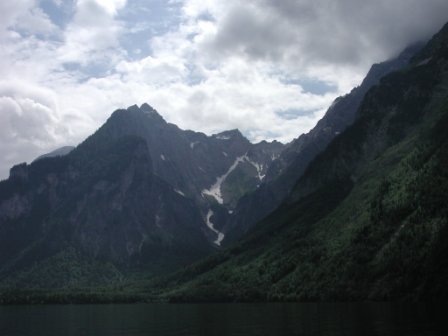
[33,146,75,162]
[1,20,446,303]
[85,104,284,242]
[144,22,448,302]
[0,103,283,289]
[224,43,423,242]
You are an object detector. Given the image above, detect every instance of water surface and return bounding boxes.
[0,302,446,336]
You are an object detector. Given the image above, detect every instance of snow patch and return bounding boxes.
[417,57,432,66]
[246,157,265,181]
[190,141,199,149]
[202,155,246,204]
[174,189,185,197]
[206,209,225,246]
[202,154,267,202]
[160,154,166,161]
[222,152,228,157]
[215,135,231,140]
[155,215,162,228]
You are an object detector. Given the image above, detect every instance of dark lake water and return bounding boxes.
[0,303,446,336]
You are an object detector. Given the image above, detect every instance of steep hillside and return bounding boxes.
[0,136,211,288]
[146,23,448,302]
[88,104,283,243]
[86,104,283,210]
[225,44,422,242]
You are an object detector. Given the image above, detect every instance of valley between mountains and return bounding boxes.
[1,22,448,304]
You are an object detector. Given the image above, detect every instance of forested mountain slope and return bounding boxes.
[225,44,422,242]
[147,23,448,302]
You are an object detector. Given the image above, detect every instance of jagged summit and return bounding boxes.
[0,98,285,288]
[213,129,245,140]
[140,102,155,112]
[118,104,279,148]
[254,139,284,147]
[118,103,166,124]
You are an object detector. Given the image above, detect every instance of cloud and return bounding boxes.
[94,0,127,15]
[116,54,188,85]
[205,0,448,68]
[0,0,131,178]
[58,0,127,65]
[0,82,68,178]
[0,1,59,38]
[0,0,447,180]
[0,0,33,34]
[15,6,59,35]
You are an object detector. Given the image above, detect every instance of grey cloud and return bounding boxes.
[57,0,127,66]
[0,84,68,179]
[209,4,296,61]
[0,0,58,37]
[75,0,114,27]
[275,108,317,120]
[15,7,59,35]
[206,0,448,67]
[0,0,33,34]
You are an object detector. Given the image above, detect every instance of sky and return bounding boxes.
[1,0,448,179]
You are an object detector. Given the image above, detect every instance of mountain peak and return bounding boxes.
[140,103,156,113]
[9,162,28,181]
[120,103,166,123]
[214,129,244,140]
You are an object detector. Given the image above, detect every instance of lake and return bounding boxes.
[0,303,446,335]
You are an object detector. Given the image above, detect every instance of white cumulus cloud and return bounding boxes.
[0,0,447,180]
